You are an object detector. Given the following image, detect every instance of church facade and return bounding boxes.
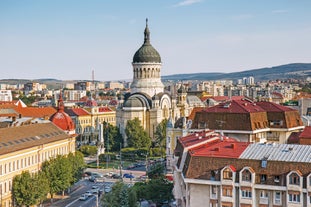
[116,19,181,145]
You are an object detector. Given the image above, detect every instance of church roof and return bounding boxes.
[123,96,145,108]
[133,19,161,63]
[50,94,75,131]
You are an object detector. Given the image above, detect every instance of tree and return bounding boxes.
[103,121,123,152]
[102,182,137,207]
[119,185,129,207]
[125,118,151,148]
[67,151,85,184]
[143,177,174,205]
[79,145,98,156]
[12,171,49,207]
[41,155,73,200]
[147,162,165,179]
[154,119,168,156]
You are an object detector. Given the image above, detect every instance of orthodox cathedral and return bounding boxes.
[116,19,186,145]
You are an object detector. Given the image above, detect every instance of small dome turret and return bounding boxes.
[133,18,161,63]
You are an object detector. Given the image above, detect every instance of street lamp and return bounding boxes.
[104,122,109,169]
[119,143,123,180]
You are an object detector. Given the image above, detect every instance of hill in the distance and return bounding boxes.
[1,63,311,86]
[162,63,311,81]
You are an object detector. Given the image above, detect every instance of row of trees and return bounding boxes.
[12,152,85,207]
[102,177,174,207]
[125,118,167,151]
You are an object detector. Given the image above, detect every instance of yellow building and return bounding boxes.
[66,105,116,145]
[0,122,76,207]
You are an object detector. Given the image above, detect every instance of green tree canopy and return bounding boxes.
[132,177,174,206]
[125,118,151,148]
[154,119,168,150]
[103,121,123,152]
[41,155,73,199]
[67,151,85,184]
[12,171,49,207]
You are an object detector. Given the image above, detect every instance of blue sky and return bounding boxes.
[1,0,311,81]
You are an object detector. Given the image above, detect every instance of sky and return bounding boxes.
[1,0,311,81]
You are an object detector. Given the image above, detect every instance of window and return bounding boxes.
[274,191,281,205]
[274,175,280,183]
[210,185,217,198]
[260,190,268,198]
[260,174,267,183]
[223,168,232,180]
[289,173,300,185]
[242,170,251,182]
[241,189,252,198]
[222,187,232,197]
[288,193,300,203]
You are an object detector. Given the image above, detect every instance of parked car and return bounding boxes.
[79,194,88,201]
[89,176,97,182]
[92,172,103,178]
[123,173,135,179]
[111,173,121,179]
[85,191,93,197]
[83,171,92,177]
[91,186,100,194]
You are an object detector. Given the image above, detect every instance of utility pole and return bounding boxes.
[105,122,109,169]
[119,143,123,180]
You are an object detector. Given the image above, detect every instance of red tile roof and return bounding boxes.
[256,101,294,112]
[179,130,220,148]
[98,106,113,112]
[189,141,250,158]
[0,103,57,118]
[15,106,57,118]
[66,108,90,116]
[203,99,265,114]
[287,132,301,144]
[299,126,311,139]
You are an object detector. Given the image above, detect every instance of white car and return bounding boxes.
[85,191,93,197]
[91,186,99,194]
[79,194,88,201]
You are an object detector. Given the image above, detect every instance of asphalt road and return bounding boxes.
[47,167,147,207]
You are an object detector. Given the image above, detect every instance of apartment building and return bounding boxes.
[0,122,76,207]
[173,131,311,207]
[191,97,304,143]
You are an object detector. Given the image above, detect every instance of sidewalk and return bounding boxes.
[42,180,84,207]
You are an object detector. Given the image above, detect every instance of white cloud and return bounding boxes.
[173,0,203,7]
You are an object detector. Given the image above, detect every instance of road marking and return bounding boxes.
[64,198,79,207]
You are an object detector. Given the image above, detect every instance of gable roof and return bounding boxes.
[256,101,294,112]
[65,108,90,116]
[0,122,70,156]
[203,99,265,114]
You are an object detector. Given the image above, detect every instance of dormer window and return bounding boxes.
[223,168,232,180]
[289,173,300,185]
[242,170,252,182]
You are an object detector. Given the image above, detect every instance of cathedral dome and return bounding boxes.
[123,97,144,108]
[133,19,161,63]
[50,94,75,131]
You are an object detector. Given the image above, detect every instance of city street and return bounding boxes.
[47,167,147,207]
